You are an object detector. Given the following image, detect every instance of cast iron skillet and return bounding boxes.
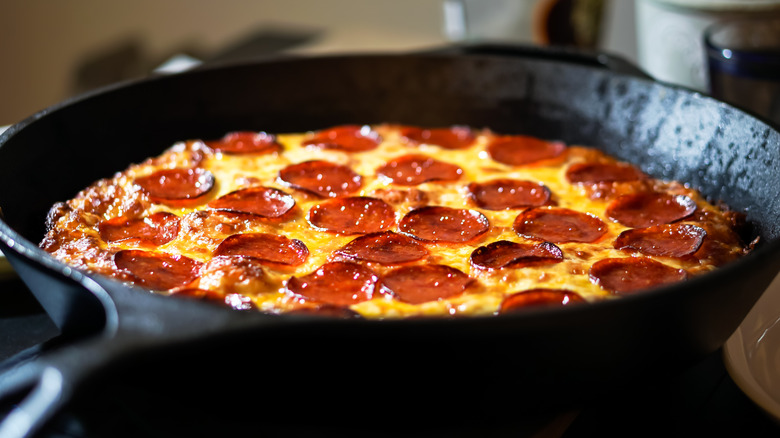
[1,44,780,437]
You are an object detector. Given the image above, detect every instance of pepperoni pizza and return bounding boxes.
[40,125,752,318]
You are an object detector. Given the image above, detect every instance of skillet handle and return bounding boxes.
[422,42,653,81]
[0,337,120,438]
[0,263,269,437]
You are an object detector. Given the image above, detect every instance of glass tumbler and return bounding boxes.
[705,17,780,127]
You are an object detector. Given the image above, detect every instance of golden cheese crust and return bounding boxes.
[40,124,751,318]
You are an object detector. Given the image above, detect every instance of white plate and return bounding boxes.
[724,271,780,423]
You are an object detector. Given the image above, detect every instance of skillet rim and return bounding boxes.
[0,49,779,329]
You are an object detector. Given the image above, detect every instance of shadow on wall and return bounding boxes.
[71,25,321,95]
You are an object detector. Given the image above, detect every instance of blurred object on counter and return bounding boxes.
[205,25,321,64]
[72,39,149,95]
[705,17,780,126]
[71,38,207,94]
[534,0,605,48]
[153,54,203,74]
[724,271,780,424]
[635,0,780,91]
[70,26,321,95]
[443,0,606,48]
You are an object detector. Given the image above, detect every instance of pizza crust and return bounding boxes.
[40,124,751,318]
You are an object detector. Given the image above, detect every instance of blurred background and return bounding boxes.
[0,0,639,127]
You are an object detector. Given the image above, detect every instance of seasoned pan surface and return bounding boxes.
[2,47,780,435]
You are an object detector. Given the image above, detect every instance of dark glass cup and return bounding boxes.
[705,17,780,127]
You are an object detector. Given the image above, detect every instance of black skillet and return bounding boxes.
[2,44,780,437]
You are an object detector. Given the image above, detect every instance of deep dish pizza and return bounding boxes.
[40,124,752,318]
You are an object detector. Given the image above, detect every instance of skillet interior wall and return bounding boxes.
[1,53,779,417]
[1,53,779,245]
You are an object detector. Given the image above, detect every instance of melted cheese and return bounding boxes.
[41,124,748,319]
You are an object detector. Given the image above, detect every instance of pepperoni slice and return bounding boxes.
[513,207,607,243]
[589,257,687,294]
[381,264,473,304]
[334,231,429,264]
[98,212,180,246]
[278,160,362,198]
[565,162,644,184]
[206,131,282,155]
[307,197,395,234]
[302,125,381,152]
[470,240,563,270]
[467,179,551,210]
[486,135,566,166]
[376,154,463,186]
[614,223,707,258]
[400,126,476,150]
[207,186,295,218]
[399,206,490,243]
[286,262,379,306]
[499,289,585,313]
[606,192,697,228]
[214,233,309,267]
[134,168,215,206]
[114,250,202,290]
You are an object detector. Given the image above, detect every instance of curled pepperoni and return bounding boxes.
[335,231,429,264]
[206,131,282,155]
[486,135,566,166]
[302,125,381,152]
[589,257,687,294]
[400,206,490,243]
[214,233,309,267]
[98,212,180,246]
[467,179,551,210]
[615,223,707,258]
[499,289,585,313]
[287,262,379,306]
[114,250,202,290]
[606,192,697,228]
[381,264,473,304]
[172,288,257,311]
[207,186,295,218]
[308,197,395,234]
[376,154,463,186]
[278,160,362,198]
[134,168,215,206]
[513,207,607,243]
[400,126,476,150]
[470,240,563,270]
[565,162,644,184]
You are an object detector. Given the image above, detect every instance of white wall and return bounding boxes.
[0,0,447,124]
[0,0,636,126]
